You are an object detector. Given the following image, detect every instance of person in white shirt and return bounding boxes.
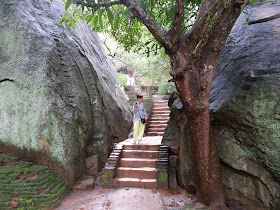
[133,95,148,144]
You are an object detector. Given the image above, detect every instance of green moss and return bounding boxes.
[42,113,68,165]
[220,78,280,181]
[102,171,109,183]
[158,171,168,183]
[0,81,50,151]
[0,154,18,161]
[0,154,67,209]
[0,73,77,169]
[0,29,26,57]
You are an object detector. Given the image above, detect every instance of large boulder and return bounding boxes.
[0,0,132,187]
[163,0,280,209]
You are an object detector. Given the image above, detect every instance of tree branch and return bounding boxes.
[121,0,173,51]
[74,0,173,51]
[185,0,223,48]
[194,0,250,97]
[172,0,247,79]
[183,2,236,71]
[74,0,121,8]
[101,39,113,56]
[167,0,185,46]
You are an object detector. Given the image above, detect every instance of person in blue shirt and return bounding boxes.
[133,95,148,144]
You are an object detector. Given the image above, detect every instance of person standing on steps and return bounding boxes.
[133,95,148,144]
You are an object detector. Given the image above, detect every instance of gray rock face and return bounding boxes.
[0,0,132,187]
[163,0,280,208]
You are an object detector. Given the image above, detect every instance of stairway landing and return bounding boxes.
[101,136,169,189]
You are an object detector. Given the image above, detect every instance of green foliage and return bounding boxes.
[58,0,262,57]
[136,54,170,83]
[117,72,128,86]
[65,0,71,10]
[99,33,171,86]
[59,0,200,54]
[250,0,264,5]
[157,82,175,95]
[59,7,80,28]
[58,0,262,92]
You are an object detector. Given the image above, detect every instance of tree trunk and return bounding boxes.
[186,107,225,207]
[175,76,225,207]
[168,2,250,207]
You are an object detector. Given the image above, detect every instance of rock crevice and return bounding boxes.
[248,13,280,25]
[0,79,15,83]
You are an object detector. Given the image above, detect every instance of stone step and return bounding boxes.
[150,116,170,121]
[149,124,168,129]
[149,119,169,123]
[153,106,169,110]
[116,178,157,188]
[149,120,169,125]
[123,144,161,151]
[117,167,158,179]
[147,132,165,136]
[120,158,157,168]
[152,106,170,111]
[148,128,166,132]
[122,150,159,159]
[151,113,170,117]
[153,100,168,104]
[152,111,171,115]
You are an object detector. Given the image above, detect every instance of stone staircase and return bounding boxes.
[147,99,170,136]
[134,86,149,99]
[101,143,169,189]
[142,93,150,100]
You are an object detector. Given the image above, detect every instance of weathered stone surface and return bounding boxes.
[168,155,178,188]
[210,1,280,209]
[169,155,178,167]
[87,167,99,176]
[193,202,208,209]
[85,155,99,175]
[85,155,98,170]
[72,179,94,191]
[163,0,280,208]
[0,0,132,187]
[163,92,194,191]
[162,92,184,156]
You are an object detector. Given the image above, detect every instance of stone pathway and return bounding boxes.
[56,136,209,210]
[55,187,209,210]
[0,139,209,209]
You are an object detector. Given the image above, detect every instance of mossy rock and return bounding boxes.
[0,154,68,209]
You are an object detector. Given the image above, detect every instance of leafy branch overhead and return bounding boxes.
[60,0,200,54]
[59,0,253,78]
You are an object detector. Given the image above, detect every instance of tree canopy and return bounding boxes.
[60,0,200,54]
